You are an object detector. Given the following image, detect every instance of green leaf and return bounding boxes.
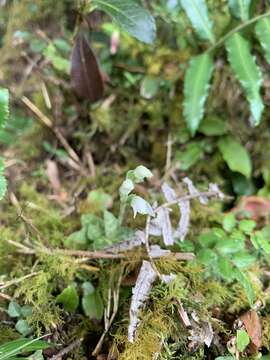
[231,252,256,268]
[183,53,214,135]
[87,189,112,213]
[217,257,235,280]
[223,213,236,232]
[82,282,103,320]
[199,116,227,136]
[0,88,9,128]
[228,0,251,21]
[130,195,154,217]
[216,238,244,254]
[215,357,235,360]
[197,248,218,264]
[180,0,215,43]
[92,0,156,44]
[103,211,119,238]
[65,227,87,249]
[56,285,79,312]
[225,33,264,126]
[236,329,250,352]
[15,319,32,336]
[238,219,256,234]
[20,305,32,318]
[218,136,252,178]
[7,302,21,318]
[255,17,270,65]
[140,76,159,99]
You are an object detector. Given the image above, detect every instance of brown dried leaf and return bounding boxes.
[239,310,262,349]
[71,32,104,102]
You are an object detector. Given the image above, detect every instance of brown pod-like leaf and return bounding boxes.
[71,32,104,102]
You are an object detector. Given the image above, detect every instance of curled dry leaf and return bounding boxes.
[128,261,157,343]
[161,182,177,202]
[150,207,174,246]
[71,32,104,102]
[239,310,262,349]
[183,177,208,205]
[175,199,190,241]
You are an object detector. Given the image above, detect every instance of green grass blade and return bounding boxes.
[181,0,215,43]
[228,0,251,21]
[183,53,214,135]
[0,338,50,360]
[0,88,9,128]
[225,33,264,126]
[255,17,270,65]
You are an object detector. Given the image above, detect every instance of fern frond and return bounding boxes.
[228,0,251,22]
[255,17,270,65]
[183,53,214,135]
[225,33,264,126]
[180,0,215,43]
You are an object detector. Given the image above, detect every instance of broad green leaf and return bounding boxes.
[215,357,235,360]
[20,305,32,318]
[225,33,264,126]
[82,282,103,320]
[231,252,256,268]
[198,248,217,264]
[255,17,270,65]
[223,213,236,232]
[217,257,235,280]
[228,0,251,21]
[87,189,112,213]
[238,219,256,234]
[216,238,244,254]
[199,116,227,136]
[183,53,214,135]
[130,195,154,217]
[92,0,156,44]
[65,228,87,249]
[0,88,9,128]
[180,0,215,43]
[218,136,252,178]
[56,285,79,312]
[7,301,21,318]
[236,329,250,352]
[103,210,119,238]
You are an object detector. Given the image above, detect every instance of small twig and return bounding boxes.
[8,240,194,261]
[21,96,86,173]
[92,270,123,356]
[49,338,83,360]
[0,272,40,290]
[155,190,225,213]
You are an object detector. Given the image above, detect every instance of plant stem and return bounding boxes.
[207,11,270,53]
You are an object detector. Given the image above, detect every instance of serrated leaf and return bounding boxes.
[92,0,156,44]
[255,17,270,65]
[180,0,215,43]
[0,88,9,128]
[228,0,251,21]
[183,53,214,135]
[218,136,252,178]
[225,33,264,126]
